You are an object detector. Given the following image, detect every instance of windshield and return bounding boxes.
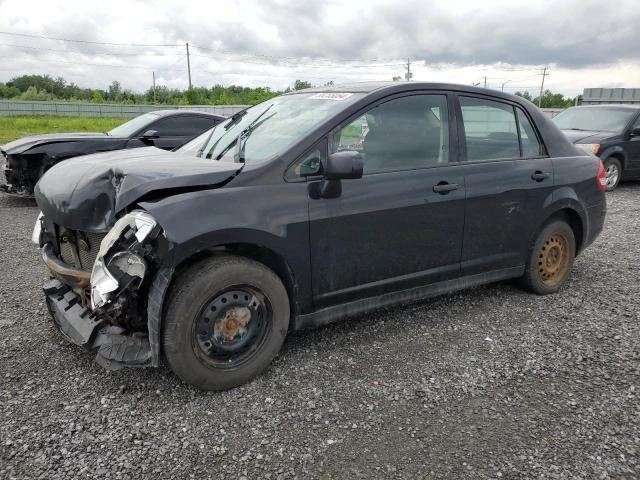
[186,92,365,164]
[108,112,160,137]
[552,107,636,132]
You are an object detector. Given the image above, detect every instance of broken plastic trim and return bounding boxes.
[90,210,157,310]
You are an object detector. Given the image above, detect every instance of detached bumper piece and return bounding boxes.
[43,279,152,370]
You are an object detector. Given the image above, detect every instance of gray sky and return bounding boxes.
[0,0,638,96]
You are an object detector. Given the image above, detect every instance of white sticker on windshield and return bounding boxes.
[309,92,353,101]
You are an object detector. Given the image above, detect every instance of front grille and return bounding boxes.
[58,227,106,272]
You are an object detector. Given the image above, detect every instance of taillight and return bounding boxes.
[596,160,606,191]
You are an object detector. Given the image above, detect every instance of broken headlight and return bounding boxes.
[31,211,43,245]
[90,211,157,310]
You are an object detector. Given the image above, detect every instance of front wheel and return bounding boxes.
[520,220,576,295]
[162,255,290,391]
[603,157,622,191]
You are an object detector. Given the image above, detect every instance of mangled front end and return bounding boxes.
[39,210,169,370]
[33,148,241,369]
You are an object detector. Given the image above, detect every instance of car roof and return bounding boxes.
[290,81,525,102]
[569,104,640,110]
[148,109,224,118]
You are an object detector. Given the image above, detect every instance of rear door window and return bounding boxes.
[460,96,520,161]
[516,108,544,157]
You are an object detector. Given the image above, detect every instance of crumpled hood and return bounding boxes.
[34,147,241,231]
[561,129,612,144]
[2,132,108,154]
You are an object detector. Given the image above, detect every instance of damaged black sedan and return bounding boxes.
[33,82,606,391]
[2,109,223,195]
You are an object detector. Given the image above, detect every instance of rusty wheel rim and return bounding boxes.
[537,232,570,287]
[193,287,272,369]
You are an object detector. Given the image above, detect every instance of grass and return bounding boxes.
[0,116,128,144]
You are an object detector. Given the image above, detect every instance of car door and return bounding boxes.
[146,115,219,150]
[624,113,640,176]
[456,94,553,275]
[306,93,466,309]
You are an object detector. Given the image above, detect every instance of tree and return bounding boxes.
[19,86,54,101]
[515,91,533,102]
[108,81,123,102]
[91,90,105,103]
[392,76,402,81]
[0,83,20,98]
[293,80,312,91]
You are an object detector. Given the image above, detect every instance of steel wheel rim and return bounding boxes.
[193,286,272,369]
[537,233,570,287]
[605,163,619,187]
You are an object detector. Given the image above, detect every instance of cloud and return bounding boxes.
[0,0,638,95]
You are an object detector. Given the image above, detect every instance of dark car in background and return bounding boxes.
[33,82,606,391]
[552,105,640,190]
[1,109,224,195]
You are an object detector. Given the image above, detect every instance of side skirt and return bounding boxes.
[294,266,524,330]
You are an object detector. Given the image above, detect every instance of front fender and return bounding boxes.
[599,145,627,167]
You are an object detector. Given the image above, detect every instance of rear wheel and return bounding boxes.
[520,220,576,295]
[603,157,622,191]
[162,255,289,391]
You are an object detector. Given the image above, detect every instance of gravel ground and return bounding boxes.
[1,186,638,480]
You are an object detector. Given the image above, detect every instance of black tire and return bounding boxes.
[520,220,576,295]
[162,255,289,391]
[603,157,622,191]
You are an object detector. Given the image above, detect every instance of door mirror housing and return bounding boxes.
[323,150,364,180]
[631,127,640,137]
[141,129,160,139]
[311,151,364,199]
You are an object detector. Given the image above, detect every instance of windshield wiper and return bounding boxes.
[224,108,249,131]
[227,104,275,163]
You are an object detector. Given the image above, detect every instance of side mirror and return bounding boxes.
[311,151,364,199]
[631,127,640,137]
[323,150,364,180]
[141,129,159,139]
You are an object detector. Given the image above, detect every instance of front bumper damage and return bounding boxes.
[44,279,152,369]
[40,210,171,370]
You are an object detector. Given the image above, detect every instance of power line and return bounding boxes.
[190,52,404,68]
[0,30,182,47]
[190,44,408,65]
[0,55,186,71]
[0,42,183,57]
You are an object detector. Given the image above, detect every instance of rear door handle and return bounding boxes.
[531,171,550,181]
[432,182,460,194]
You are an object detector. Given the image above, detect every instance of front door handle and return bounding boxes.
[433,182,460,194]
[531,171,550,182]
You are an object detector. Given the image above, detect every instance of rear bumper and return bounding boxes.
[44,279,152,369]
[584,200,607,250]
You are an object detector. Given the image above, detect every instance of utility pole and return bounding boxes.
[538,66,549,107]
[483,76,487,88]
[405,58,413,81]
[186,42,192,89]
[152,71,156,103]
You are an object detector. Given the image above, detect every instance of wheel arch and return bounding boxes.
[600,146,627,170]
[146,241,301,368]
[534,201,587,255]
[170,242,300,323]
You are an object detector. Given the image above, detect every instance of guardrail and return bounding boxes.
[0,101,249,118]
